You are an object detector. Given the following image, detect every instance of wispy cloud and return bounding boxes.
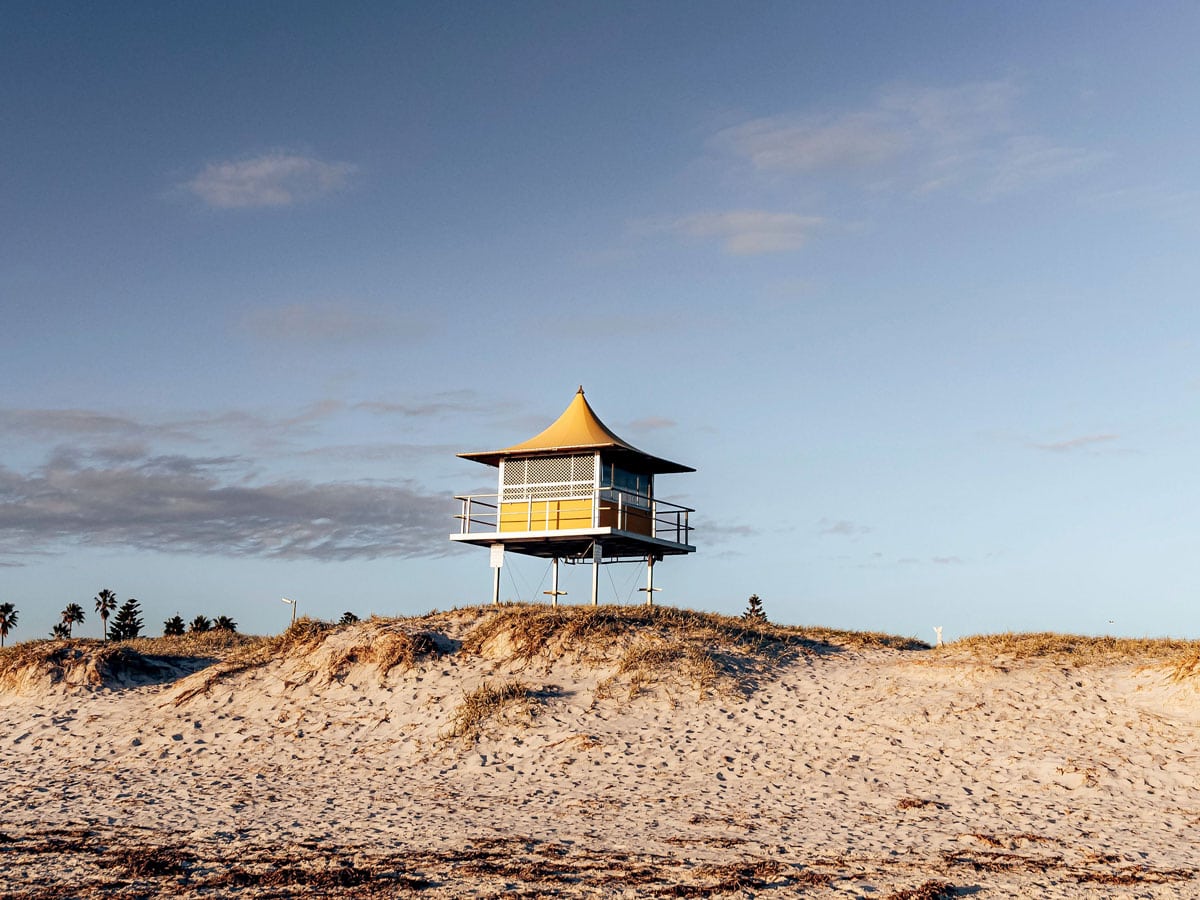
[183,152,355,209]
[714,111,910,172]
[856,552,971,569]
[239,302,425,344]
[653,210,825,255]
[0,451,448,562]
[356,391,489,418]
[975,135,1104,200]
[0,408,192,442]
[818,518,871,537]
[627,416,676,431]
[293,443,458,464]
[0,400,465,454]
[0,398,501,565]
[1031,433,1119,453]
[690,516,756,547]
[713,78,1101,200]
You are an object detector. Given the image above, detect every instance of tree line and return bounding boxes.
[0,590,241,646]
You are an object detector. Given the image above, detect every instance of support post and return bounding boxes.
[543,557,567,607]
[489,543,504,606]
[591,542,601,606]
[638,556,660,607]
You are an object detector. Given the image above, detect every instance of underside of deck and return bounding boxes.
[449,527,695,561]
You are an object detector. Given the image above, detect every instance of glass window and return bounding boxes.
[603,463,651,508]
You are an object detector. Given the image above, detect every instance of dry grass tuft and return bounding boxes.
[591,637,723,702]
[1168,650,1200,683]
[950,632,1200,665]
[443,678,538,743]
[325,629,438,681]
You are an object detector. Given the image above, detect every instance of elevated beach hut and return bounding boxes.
[451,387,696,605]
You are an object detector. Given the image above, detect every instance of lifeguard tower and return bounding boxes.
[451,387,695,606]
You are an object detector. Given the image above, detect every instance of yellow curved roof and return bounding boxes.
[458,387,694,474]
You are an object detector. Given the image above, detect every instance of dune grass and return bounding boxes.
[594,637,722,702]
[325,628,438,681]
[1168,651,1200,683]
[171,617,439,704]
[461,603,924,661]
[948,632,1200,664]
[14,602,1198,703]
[122,630,261,657]
[443,678,538,743]
[458,603,929,702]
[0,630,266,691]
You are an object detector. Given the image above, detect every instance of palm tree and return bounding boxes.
[213,615,238,633]
[0,602,17,648]
[51,623,70,639]
[95,589,118,641]
[61,603,86,638]
[339,611,360,625]
[189,615,212,634]
[163,615,186,637]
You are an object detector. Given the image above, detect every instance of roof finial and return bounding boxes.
[577,385,585,395]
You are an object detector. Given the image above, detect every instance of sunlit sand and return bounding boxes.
[3,607,1199,897]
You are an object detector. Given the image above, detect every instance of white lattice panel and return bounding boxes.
[501,454,595,501]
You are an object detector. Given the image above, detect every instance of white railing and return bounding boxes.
[453,487,693,546]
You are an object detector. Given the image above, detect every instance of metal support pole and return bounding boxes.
[543,556,567,607]
[638,557,660,607]
[490,543,504,605]
[591,543,601,606]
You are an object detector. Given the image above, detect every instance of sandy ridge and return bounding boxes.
[2,611,1199,897]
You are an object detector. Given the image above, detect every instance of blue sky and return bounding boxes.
[2,3,1198,642]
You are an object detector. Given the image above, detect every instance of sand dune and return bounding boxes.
[2,607,1199,898]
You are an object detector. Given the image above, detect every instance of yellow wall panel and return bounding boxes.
[500,498,594,532]
[598,503,652,536]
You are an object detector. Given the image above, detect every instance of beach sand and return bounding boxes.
[2,608,1199,898]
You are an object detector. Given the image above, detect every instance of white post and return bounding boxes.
[543,557,567,607]
[591,542,601,606]
[638,557,660,607]
[490,543,504,605]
